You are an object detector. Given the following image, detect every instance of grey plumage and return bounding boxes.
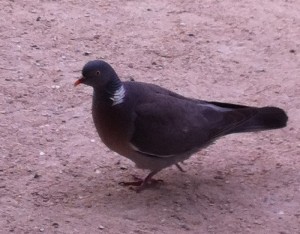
[75,60,288,191]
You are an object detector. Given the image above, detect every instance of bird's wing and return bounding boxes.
[130,96,254,157]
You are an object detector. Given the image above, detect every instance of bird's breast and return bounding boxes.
[92,104,133,156]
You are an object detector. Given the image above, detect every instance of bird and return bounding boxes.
[74,60,288,191]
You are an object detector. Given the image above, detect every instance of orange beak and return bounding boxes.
[74,77,85,87]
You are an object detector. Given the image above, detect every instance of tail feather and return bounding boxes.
[234,107,288,133]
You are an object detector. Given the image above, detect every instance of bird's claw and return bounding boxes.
[119,175,163,192]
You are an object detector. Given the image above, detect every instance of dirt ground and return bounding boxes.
[0,0,299,233]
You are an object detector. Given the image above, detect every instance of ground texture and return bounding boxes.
[0,0,299,233]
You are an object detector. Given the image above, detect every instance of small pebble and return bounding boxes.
[253,219,263,225]
[278,210,285,215]
[180,224,190,230]
[214,175,224,180]
[31,45,40,49]
[51,85,60,89]
[39,151,45,156]
[52,223,59,228]
[289,49,296,53]
[98,225,105,230]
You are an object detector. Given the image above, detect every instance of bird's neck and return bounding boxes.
[94,78,126,106]
[108,84,126,106]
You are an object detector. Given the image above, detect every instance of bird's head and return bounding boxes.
[74,60,119,89]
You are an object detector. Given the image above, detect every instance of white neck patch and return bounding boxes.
[110,85,125,106]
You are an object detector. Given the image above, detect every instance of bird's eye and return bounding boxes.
[96,71,101,76]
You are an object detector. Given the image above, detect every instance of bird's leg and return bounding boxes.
[136,170,162,192]
[175,163,186,172]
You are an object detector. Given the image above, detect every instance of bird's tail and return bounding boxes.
[232,106,288,133]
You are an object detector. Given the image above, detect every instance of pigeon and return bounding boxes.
[74,60,288,191]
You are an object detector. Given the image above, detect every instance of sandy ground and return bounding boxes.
[0,0,299,233]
